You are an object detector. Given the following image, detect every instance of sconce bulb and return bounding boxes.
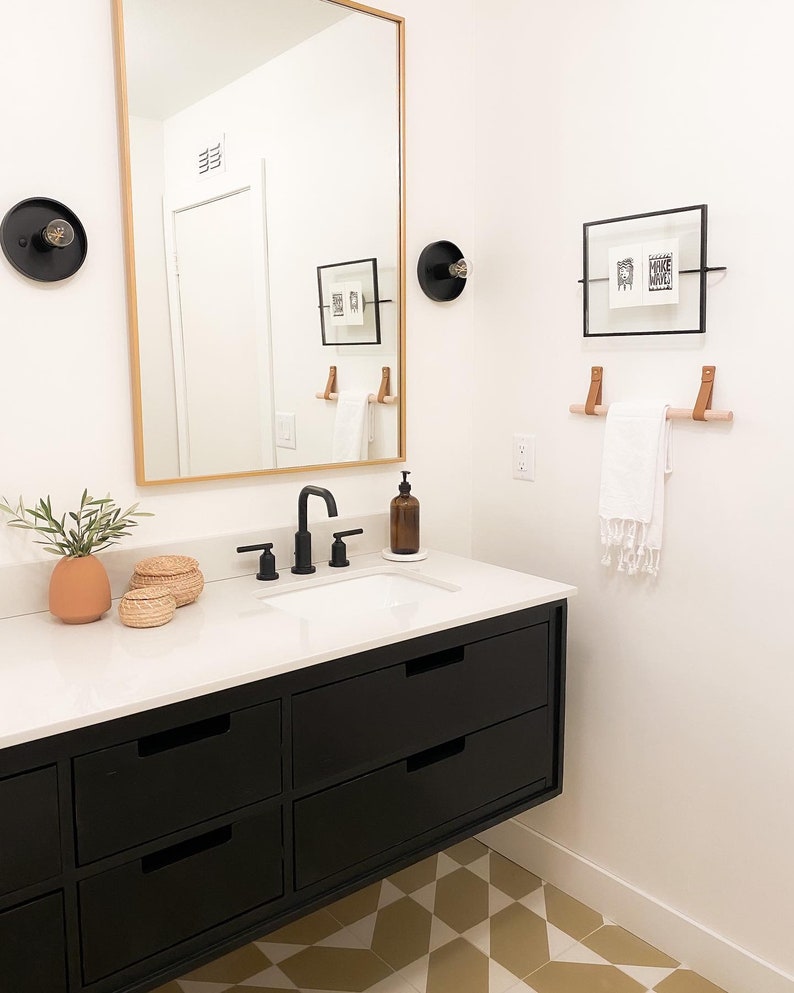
[41,218,75,249]
[449,257,473,280]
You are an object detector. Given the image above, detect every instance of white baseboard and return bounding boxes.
[477,818,794,993]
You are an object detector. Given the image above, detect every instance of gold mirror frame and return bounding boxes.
[112,0,406,485]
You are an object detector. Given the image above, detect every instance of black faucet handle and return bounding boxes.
[329,529,364,568]
[236,542,279,581]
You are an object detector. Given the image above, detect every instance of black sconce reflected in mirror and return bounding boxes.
[417,240,473,301]
[1,198,87,281]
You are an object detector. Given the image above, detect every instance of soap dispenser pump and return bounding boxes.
[390,471,420,555]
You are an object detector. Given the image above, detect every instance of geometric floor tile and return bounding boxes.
[426,937,490,993]
[153,841,728,993]
[489,902,550,980]
[618,964,678,988]
[432,868,490,934]
[654,971,732,993]
[178,984,234,993]
[445,838,490,866]
[543,885,604,941]
[182,944,273,983]
[262,910,344,946]
[582,925,680,968]
[388,858,440,896]
[370,897,433,970]
[488,851,543,901]
[327,883,384,927]
[278,946,393,991]
[522,960,648,993]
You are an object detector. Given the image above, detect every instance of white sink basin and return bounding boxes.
[255,568,460,621]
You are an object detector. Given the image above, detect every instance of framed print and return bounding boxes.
[583,205,711,336]
[318,257,381,345]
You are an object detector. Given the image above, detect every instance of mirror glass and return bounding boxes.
[115,0,404,483]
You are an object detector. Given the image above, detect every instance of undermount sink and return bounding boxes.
[255,568,460,620]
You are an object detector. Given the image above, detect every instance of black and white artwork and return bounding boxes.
[329,280,365,326]
[317,258,381,345]
[331,289,345,320]
[608,238,679,308]
[642,239,679,306]
[608,243,643,308]
[583,205,708,336]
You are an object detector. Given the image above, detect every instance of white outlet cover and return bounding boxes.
[512,433,535,481]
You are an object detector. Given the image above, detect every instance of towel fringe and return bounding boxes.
[600,516,660,578]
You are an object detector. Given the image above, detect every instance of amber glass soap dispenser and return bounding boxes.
[390,471,420,554]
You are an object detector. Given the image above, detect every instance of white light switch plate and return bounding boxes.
[276,412,296,449]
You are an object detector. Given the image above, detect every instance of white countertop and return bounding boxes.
[0,550,575,751]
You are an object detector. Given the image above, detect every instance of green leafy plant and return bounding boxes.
[0,490,152,557]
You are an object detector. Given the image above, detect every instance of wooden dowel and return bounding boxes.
[315,392,399,405]
[569,403,733,422]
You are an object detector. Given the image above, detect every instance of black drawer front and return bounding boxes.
[79,807,283,983]
[0,893,68,993]
[74,700,281,863]
[294,708,549,889]
[0,766,61,896]
[293,623,548,788]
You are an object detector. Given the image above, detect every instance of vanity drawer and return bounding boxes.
[0,766,61,897]
[293,623,549,789]
[79,807,283,984]
[0,893,68,993]
[73,700,281,864]
[294,708,549,889]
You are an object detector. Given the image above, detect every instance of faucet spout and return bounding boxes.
[293,486,339,575]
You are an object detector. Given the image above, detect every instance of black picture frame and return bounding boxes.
[582,204,716,337]
[317,257,382,346]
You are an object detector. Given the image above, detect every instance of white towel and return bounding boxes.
[331,391,370,462]
[598,401,672,576]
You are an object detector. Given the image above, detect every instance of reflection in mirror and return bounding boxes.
[115,0,404,483]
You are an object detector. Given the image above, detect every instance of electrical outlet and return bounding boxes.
[512,434,535,481]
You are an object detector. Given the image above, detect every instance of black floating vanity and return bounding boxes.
[0,558,569,993]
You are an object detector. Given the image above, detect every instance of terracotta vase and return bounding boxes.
[48,554,111,624]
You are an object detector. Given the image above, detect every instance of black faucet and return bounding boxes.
[292,485,338,574]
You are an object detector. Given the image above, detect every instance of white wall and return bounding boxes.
[473,0,794,983]
[0,0,475,568]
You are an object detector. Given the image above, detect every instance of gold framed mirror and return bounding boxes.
[113,0,405,484]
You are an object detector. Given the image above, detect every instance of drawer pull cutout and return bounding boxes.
[141,825,232,873]
[138,714,231,757]
[405,646,464,678]
[406,736,465,772]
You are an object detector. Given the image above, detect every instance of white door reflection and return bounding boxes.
[164,181,275,476]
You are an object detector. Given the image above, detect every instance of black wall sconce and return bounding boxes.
[1,197,87,282]
[417,240,472,301]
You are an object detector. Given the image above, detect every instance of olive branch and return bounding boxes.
[0,490,153,557]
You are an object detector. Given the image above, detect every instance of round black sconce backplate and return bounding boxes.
[417,240,467,302]
[1,197,88,282]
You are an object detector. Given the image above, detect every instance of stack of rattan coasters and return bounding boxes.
[129,555,204,607]
[118,586,177,628]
